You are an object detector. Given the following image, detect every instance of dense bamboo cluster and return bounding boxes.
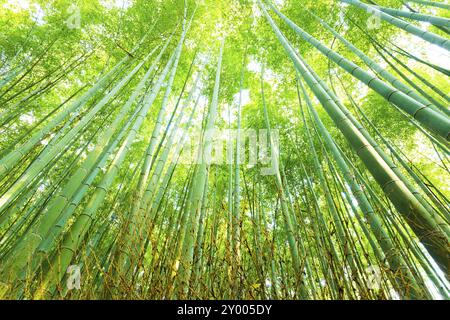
[0,0,449,299]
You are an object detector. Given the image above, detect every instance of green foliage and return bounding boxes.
[0,0,448,300]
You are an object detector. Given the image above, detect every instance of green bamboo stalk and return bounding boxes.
[231,47,246,298]
[33,44,179,298]
[408,0,450,10]
[175,39,224,298]
[297,78,426,299]
[131,8,194,245]
[0,52,157,215]
[275,4,450,230]
[258,0,449,275]
[340,0,450,50]
[261,64,309,299]
[268,2,450,141]
[373,5,450,28]
[119,54,208,276]
[308,10,450,117]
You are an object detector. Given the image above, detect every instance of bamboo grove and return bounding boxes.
[0,0,449,300]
